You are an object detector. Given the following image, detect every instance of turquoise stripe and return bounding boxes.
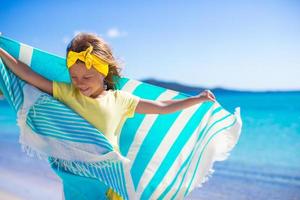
[0,36,24,112]
[35,100,77,111]
[32,118,104,134]
[93,162,128,200]
[114,77,130,90]
[130,93,184,189]
[98,166,106,187]
[119,163,129,199]
[50,161,108,200]
[117,164,127,199]
[112,163,122,197]
[0,62,15,110]
[111,164,120,196]
[26,118,113,150]
[31,110,88,123]
[31,49,71,82]
[115,164,125,199]
[37,101,76,110]
[0,35,20,59]
[29,106,113,144]
[37,100,71,108]
[157,150,193,200]
[30,123,109,145]
[212,106,222,115]
[28,109,101,134]
[10,74,24,111]
[0,61,24,112]
[119,81,167,156]
[33,107,80,117]
[170,114,233,199]
[157,106,226,199]
[107,165,116,194]
[31,115,101,131]
[140,102,213,199]
[104,166,114,195]
[32,110,86,122]
[196,111,230,150]
[56,161,127,199]
[183,118,238,197]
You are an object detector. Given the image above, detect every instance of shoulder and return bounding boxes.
[112,90,140,117]
[53,81,72,88]
[53,81,75,99]
[113,90,139,99]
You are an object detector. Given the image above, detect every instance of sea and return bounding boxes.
[0,91,300,200]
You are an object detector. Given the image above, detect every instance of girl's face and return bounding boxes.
[69,62,105,98]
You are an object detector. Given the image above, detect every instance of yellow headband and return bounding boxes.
[66,46,109,77]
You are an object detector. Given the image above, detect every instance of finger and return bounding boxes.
[208,92,215,99]
[208,91,216,99]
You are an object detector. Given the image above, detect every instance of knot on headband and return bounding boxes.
[67,46,109,77]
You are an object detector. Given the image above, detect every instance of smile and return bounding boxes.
[80,88,89,92]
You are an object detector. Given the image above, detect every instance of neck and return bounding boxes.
[90,87,106,98]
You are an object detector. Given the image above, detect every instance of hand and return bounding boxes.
[197,89,216,102]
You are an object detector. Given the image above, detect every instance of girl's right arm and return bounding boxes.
[0,47,53,95]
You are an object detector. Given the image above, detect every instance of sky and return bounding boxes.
[0,0,299,91]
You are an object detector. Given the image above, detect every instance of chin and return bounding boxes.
[79,88,92,96]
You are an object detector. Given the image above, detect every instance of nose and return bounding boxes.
[72,78,87,89]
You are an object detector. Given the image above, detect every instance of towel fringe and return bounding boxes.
[193,107,242,190]
[20,143,117,176]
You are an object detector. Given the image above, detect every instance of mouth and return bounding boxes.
[79,88,90,93]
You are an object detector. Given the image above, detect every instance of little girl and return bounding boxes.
[0,32,216,199]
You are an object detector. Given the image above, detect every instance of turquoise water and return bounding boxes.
[217,92,300,170]
[1,91,300,199]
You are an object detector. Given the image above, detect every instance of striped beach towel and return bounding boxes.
[0,35,242,200]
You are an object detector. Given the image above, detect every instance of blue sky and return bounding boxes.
[1,0,299,91]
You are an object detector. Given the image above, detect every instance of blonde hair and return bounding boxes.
[66,32,122,90]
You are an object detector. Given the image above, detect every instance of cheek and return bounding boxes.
[71,78,78,85]
[89,77,102,87]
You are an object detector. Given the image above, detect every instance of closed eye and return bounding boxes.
[83,76,93,79]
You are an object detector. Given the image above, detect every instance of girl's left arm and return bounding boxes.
[135,90,216,114]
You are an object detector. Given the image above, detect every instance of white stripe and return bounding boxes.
[33,107,79,117]
[28,123,107,144]
[186,118,239,194]
[38,103,75,111]
[19,43,33,66]
[114,166,124,198]
[108,165,118,196]
[120,79,141,92]
[112,164,122,198]
[176,117,236,199]
[113,164,122,197]
[126,90,179,163]
[110,78,141,199]
[102,167,111,191]
[97,165,105,181]
[136,102,202,196]
[34,114,92,126]
[148,103,217,199]
[32,118,102,133]
[117,163,126,198]
[165,111,229,199]
[31,111,88,121]
[170,113,235,199]
[90,163,98,178]
[120,165,127,198]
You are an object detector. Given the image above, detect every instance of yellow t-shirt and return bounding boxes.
[52,81,140,152]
